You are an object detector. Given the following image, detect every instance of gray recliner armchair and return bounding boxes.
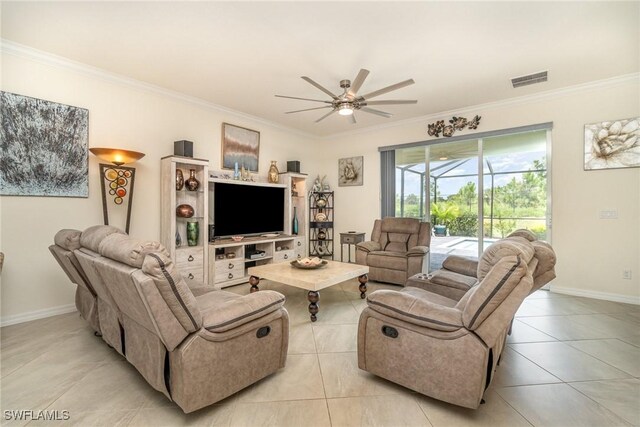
[355,217,431,286]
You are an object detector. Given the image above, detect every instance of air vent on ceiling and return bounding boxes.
[511,71,548,88]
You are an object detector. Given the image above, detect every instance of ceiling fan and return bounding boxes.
[275,69,417,124]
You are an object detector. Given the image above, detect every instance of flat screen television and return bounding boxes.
[210,182,285,238]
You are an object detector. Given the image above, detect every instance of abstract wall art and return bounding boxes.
[338,156,363,186]
[584,117,639,170]
[221,123,260,172]
[0,92,89,197]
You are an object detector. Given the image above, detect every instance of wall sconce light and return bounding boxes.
[89,148,145,234]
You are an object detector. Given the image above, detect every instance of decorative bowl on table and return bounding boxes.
[290,257,328,269]
[231,236,244,242]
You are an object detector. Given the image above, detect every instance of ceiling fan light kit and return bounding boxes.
[276,69,417,123]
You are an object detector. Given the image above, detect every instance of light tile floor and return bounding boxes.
[1,281,639,427]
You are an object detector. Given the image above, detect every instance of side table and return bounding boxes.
[340,232,365,263]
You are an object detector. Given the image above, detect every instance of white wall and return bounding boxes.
[319,77,640,303]
[0,51,318,324]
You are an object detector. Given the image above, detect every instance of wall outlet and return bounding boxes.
[622,269,632,280]
[599,209,618,219]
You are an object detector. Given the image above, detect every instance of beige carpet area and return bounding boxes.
[1,280,639,426]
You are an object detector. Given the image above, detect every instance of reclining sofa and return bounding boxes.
[358,236,537,409]
[50,225,289,413]
[406,229,556,300]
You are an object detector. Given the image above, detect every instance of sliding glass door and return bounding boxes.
[389,126,550,271]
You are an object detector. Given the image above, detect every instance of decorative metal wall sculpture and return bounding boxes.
[584,117,639,170]
[427,115,481,138]
[0,91,88,197]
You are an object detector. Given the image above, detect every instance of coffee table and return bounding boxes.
[247,260,369,322]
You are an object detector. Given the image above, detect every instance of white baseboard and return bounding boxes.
[550,285,640,305]
[0,304,77,327]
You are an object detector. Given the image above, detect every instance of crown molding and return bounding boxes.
[323,72,640,140]
[0,39,319,141]
[3,39,637,142]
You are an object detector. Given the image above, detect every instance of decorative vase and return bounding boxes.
[185,169,200,191]
[187,221,199,246]
[316,196,327,209]
[176,169,184,190]
[292,207,299,235]
[317,229,327,240]
[175,231,182,247]
[268,161,280,183]
[176,204,194,218]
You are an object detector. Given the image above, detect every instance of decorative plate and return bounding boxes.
[314,212,327,221]
[290,260,328,269]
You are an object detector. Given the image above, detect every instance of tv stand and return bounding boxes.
[208,234,304,288]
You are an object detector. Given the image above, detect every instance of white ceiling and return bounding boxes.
[2,1,638,137]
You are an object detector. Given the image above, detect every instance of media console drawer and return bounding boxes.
[181,267,204,284]
[273,250,294,263]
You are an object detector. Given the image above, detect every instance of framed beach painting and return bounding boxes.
[221,123,260,172]
[0,91,89,197]
[584,117,639,170]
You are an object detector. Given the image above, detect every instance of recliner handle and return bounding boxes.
[381,325,399,339]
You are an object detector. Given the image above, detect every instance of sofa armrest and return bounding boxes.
[442,255,478,277]
[201,290,285,333]
[356,241,381,253]
[366,290,463,331]
[407,245,429,257]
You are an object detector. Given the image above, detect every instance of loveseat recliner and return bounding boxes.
[358,236,537,409]
[355,217,431,285]
[406,229,556,300]
[50,225,289,413]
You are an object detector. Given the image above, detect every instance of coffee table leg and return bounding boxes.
[358,274,368,299]
[249,275,260,293]
[307,291,319,322]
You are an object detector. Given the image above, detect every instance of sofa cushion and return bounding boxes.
[383,233,411,252]
[54,229,82,251]
[428,269,478,291]
[367,289,463,331]
[198,290,286,333]
[80,225,125,252]
[401,286,458,308]
[463,255,528,330]
[142,252,202,332]
[99,233,168,268]
[477,237,534,281]
[442,255,478,278]
[367,251,407,271]
[380,217,420,234]
[507,229,537,242]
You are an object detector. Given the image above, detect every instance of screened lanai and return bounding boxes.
[394,130,549,270]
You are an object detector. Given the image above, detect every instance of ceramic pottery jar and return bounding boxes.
[176,204,194,218]
[185,169,200,191]
[176,169,184,190]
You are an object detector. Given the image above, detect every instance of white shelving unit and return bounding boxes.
[161,156,209,285]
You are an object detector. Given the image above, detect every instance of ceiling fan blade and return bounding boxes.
[359,79,415,100]
[315,109,337,123]
[348,69,370,97]
[350,114,357,124]
[286,106,331,114]
[275,95,332,103]
[363,100,418,106]
[302,76,339,100]
[360,107,392,118]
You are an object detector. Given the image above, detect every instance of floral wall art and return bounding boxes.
[584,117,639,170]
[0,92,89,197]
[338,156,363,186]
